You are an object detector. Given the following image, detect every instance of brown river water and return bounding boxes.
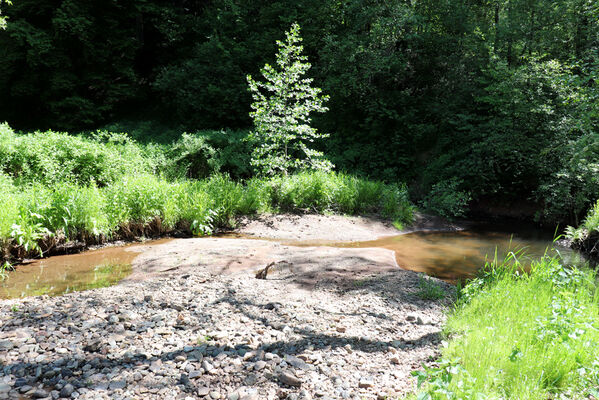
[0,223,584,299]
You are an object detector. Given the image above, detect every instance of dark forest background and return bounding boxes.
[0,0,598,223]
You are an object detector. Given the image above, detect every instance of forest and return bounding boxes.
[1,1,599,400]
[0,0,597,224]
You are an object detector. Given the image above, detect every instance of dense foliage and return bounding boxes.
[0,126,413,264]
[0,0,597,223]
[414,254,599,399]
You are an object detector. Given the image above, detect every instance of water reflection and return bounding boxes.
[0,242,157,299]
[285,225,584,281]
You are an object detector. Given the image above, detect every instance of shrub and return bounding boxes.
[420,179,471,219]
[0,124,153,186]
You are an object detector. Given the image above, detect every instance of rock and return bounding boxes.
[32,389,49,398]
[254,361,267,371]
[179,374,190,386]
[197,387,210,396]
[0,340,14,351]
[390,356,400,365]
[189,370,202,379]
[108,380,127,390]
[14,378,28,388]
[0,385,11,393]
[59,384,74,398]
[244,374,257,386]
[336,326,346,333]
[210,391,221,399]
[19,385,33,393]
[279,372,302,387]
[283,355,308,370]
[202,360,215,373]
[358,377,374,389]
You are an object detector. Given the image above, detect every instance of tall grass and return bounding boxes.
[414,253,599,399]
[0,170,414,263]
[566,199,599,258]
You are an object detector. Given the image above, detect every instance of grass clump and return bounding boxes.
[415,275,446,300]
[566,199,599,259]
[413,253,599,399]
[270,170,414,220]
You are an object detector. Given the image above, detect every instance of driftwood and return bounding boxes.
[255,260,290,279]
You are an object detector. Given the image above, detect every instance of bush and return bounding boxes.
[566,200,599,258]
[0,124,154,186]
[420,179,471,219]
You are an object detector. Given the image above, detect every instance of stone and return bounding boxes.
[179,374,190,386]
[283,355,308,370]
[279,372,302,387]
[32,389,49,398]
[0,340,14,351]
[358,377,374,389]
[108,380,127,390]
[336,326,346,333]
[254,361,267,371]
[19,385,33,393]
[59,384,74,398]
[202,360,214,373]
[189,370,202,379]
[14,378,28,388]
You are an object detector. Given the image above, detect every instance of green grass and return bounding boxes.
[0,126,414,263]
[413,253,599,399]
[415,275,446,300]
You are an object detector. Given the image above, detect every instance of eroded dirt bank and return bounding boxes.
[0,214,453,400]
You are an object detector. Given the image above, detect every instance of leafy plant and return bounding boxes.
[247,23,333,176]
[0,0,10,29]
[420,179,471,220]
[10,221,50,257]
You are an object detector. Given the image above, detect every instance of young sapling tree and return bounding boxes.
[247,23,333,176]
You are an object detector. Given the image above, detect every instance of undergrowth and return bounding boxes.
[0,125,414,263]
[412,251,599,399]
[566,199,599,258]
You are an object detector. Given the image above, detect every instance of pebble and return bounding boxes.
[0,226,449,400]
[358,377,374,388]
[279,372,302,387]
[59,384,74,398]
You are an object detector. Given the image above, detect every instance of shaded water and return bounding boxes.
[281,223,584,281]
[0,241,169,299]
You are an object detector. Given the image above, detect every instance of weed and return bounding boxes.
[415,275,446,300]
